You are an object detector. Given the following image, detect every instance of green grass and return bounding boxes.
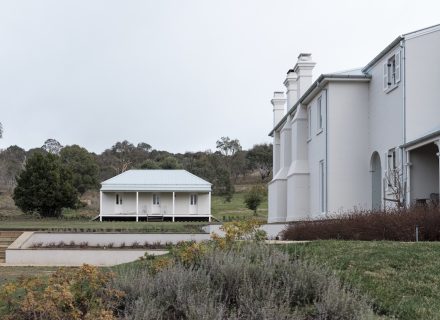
[0,220,206,233]
[211,192,267,222]
[0,266,61,286]
[286,240,440,320]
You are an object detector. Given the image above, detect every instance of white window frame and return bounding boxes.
[190,194,198,205]
[383,50,401,92]
[115,194,122,205]
[317,96,323,132]
[319,160,325,213]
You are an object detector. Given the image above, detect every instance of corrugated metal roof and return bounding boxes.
[101,170,212,192]
[331,68,364,76]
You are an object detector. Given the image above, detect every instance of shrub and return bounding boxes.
[244,185,265,214]
[282,206,440,241]
[0,264,125,320]
[114,244,374,319]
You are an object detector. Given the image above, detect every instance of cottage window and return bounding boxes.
[190,194,198,205]
[116,194,122,205]
[383,51,401,92]
[317,96,323,131]
[153,194,160,205]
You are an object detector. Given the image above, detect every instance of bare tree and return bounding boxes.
[384,167,405,208]
[0,122,3,139]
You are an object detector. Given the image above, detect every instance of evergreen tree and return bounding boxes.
[13,152,77,217]
[60,145,99,195]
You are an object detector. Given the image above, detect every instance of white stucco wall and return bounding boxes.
[268,179,287,222]
[327,81,370,213]
[306,90,327,218]
[405,30,440,142]
[367,46,405,209]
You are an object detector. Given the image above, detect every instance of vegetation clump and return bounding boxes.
[13,152,78,217]
[243,185,265,215]
[0,264,124,320]
[113,219,374,319]
[282,206,440,241]
[114,243,374,320]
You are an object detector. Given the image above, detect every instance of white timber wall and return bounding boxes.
[102,192,209,216]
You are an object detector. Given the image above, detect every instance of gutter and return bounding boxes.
[399,129,440,149]
[268,74,370,137]
[362,36,403,73]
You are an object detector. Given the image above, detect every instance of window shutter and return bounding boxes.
[383,62,389,91]
[395,51,401,83]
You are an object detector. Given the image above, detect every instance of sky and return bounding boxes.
[1,0,439,154]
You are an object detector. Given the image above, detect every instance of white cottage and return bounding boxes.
[268,24,440,223]
[99,170,212,222]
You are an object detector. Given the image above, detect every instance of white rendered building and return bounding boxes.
[268,24,440,223]
[100,170,212,222]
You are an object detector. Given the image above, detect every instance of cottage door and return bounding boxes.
[115,194,123,214]
[189,194,198,214]
[152,194,161,215]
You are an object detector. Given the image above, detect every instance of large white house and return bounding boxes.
[100,170,212,222]
[268,24,440,223]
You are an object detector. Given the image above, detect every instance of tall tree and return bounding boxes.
[60,145,99,195]
[42,138,63,155]
[159,156,182,169]
[110,140,136,173]
[230,150,249,181]
[137,142,152,153]
[13,152,77,217]
[140,159,160,169]
[0,145,26,191]
[216,137,242,156]
[247,143,273,181]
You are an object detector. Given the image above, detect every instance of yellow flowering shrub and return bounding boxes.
[0,264,125,320]
[212,218,267,246]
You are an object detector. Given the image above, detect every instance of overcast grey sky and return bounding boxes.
[1,0,439,153]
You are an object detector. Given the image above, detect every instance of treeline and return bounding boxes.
[0,137,272,199]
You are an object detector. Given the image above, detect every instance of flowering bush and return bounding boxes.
[0,264,125,320]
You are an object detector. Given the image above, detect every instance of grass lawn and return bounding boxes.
[286,240,440,320]
[0,266,61,287]
[211,192,267,222]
